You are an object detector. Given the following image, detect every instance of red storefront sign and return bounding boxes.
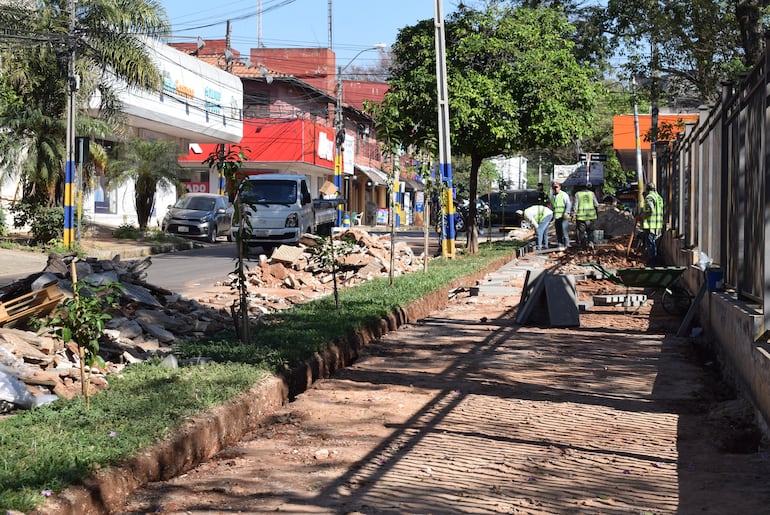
[179,118,335,169]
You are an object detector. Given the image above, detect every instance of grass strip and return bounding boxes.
[0,240,518,511]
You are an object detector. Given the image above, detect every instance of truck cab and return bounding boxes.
[237,174,335,250]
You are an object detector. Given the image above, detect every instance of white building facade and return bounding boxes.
[489,155,528,190]
[1,38,243,231]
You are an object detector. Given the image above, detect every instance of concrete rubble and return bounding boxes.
[0,228,425,414]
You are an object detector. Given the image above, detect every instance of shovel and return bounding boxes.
[626,219,637,258]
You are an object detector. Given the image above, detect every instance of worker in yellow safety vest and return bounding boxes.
[637,182,664,266]
[573,182,598,249]
[550,181,572,249]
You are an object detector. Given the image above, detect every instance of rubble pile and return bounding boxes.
[0,228,425,413]
[199,228,424,314]
[593,204,636,238]
[0,252,232,412]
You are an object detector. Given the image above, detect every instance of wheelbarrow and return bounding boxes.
[579,262,691,314]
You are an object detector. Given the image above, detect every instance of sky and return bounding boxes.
[160,0,459,71]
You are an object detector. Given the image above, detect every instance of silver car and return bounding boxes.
[162,193,234,243]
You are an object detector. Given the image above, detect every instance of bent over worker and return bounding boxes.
[523,204,554,250]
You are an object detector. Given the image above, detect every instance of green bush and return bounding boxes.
[0,202,7,237]
[113,223,142,239]
[9,202,64,244]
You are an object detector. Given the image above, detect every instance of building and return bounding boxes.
[172,41,424,227]
[0,38,243,230]
[613,113,699,181]
[489,155,528,190]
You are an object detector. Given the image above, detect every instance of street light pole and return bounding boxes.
[334,44,385,226]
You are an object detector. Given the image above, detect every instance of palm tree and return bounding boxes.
[0,0,169,205]
[106,138,181,230]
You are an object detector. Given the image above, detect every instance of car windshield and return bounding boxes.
[175,196,216,211]
[242,180,297,204]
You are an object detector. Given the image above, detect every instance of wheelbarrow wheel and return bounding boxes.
[661,284,692,315]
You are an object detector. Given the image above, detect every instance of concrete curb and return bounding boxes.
[83,240,207,260]
[34,252,517,515]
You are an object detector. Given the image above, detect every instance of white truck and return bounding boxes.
[237,174,338,250]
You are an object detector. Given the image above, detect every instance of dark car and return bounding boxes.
[436,198,490,233]
[161,193,234,243]
[480,189,540,227]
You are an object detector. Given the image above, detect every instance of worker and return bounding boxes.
[523,203,554,250]
[550,181,572,249]
[573,182,598,249]
[637,181,664,266]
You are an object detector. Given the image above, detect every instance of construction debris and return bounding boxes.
[0,229,425,414]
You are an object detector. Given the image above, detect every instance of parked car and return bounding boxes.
[480,189,540,227]
[161,193,234,243]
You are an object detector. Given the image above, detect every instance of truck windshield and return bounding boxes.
[243,180,297,204]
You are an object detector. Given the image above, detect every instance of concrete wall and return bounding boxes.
[661,232,770,436]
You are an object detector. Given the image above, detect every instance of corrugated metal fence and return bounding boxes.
[663,35,770,334]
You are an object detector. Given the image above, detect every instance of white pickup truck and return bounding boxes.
[236,174,338,250]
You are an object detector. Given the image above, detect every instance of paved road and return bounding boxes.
[0,248,48,288]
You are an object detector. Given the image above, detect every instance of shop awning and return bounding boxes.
[400,177,424,191]
[355,164,388,186]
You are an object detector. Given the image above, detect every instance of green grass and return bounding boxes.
[0,240,519,512]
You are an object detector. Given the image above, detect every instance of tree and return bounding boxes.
[105,138,180,229]
[0,0,169,205]
[605,0,748,104]
[380,4,598,253]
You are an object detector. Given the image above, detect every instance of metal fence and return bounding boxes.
[663,35,770,332]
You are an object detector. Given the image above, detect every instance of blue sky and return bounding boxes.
[161,0,457,69]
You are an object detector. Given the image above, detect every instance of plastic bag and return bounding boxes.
[696,251,713,271]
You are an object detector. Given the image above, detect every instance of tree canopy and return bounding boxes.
[377,3,599,253]
[0,0,170,205]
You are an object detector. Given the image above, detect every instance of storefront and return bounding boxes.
[82,38,243,228]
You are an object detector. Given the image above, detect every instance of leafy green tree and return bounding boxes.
[105,138,180,229]
[380,4,598,253]
[202,145,251,342]
[0,0,169,205]
[605,0,747,104]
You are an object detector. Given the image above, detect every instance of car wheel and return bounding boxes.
[207,225,217,243]
[226,230,233,242]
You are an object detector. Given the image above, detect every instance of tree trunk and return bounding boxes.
[134,175,156,230]
[735,0,767,67]
[466,153,482,255]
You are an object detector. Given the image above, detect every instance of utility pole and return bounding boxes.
[632,77,645,208]
[257,0,262,47]
[538,155,542,184]
[334,67,344,226]
[434,0,455,258]
[650,40,659,189]
[328,0,332,50]
[64,0,77,249]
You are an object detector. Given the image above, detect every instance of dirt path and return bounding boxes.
[119,250,770,514]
